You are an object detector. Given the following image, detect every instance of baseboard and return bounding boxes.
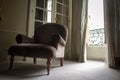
[87,58,105,61]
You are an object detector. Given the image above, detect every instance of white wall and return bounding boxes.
[0,0,28,33]
[87,45,107,61]
[0,0,29,62]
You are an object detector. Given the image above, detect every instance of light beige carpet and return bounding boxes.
[0,59,120,80]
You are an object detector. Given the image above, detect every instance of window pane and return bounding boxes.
[35,9,43,20]
[63,6,69,16]
[36,0,44,8]
[57,0,63,3]
[44,0,47,9]
[63,0,69,5]
[35,21,43,32]
[57,4,62,14]
[56,14,62,24]
[63,17,68,27]
[43,11,47,21]
[47,11,52,22]
[45,0,52,11]
[47,0,52,11]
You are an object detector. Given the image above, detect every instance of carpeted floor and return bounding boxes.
[0,59,120,80]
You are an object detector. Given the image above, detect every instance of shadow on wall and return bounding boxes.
[0,31,17,62]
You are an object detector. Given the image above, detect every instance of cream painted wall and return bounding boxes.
[0,0,29,62]
[0,0,28,33]
[87,45,108,61]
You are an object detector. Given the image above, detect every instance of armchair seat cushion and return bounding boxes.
[8,44,57,58]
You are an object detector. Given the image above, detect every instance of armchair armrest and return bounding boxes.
[16,34,34,43]
[50,34,66,48]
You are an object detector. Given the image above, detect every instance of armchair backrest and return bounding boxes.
[34,23,68,44]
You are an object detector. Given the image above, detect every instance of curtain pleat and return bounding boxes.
[79,0,88,62]
[71,0,88,62]
[104,0,120,67]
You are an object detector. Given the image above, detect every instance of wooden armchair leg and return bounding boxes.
[60,58,64,66]
[46,58,51,75]
[33,57,36,64]
[9,55,14,70]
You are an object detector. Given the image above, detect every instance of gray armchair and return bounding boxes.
[8,23,68,75]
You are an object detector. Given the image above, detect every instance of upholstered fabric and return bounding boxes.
[34,23,68,44]
[8,44,56,58]
[8,23,68,58]
[16,34,34,43]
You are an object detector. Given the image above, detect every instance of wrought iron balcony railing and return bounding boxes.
[89,28,105,45]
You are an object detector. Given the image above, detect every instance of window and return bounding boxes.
[88,0,105,45]
[35,0,52,30]
[56,0,69,27]
[28,0,71,37]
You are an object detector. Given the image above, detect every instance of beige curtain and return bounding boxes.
[71,0,88,62]
[104,0,120,67]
